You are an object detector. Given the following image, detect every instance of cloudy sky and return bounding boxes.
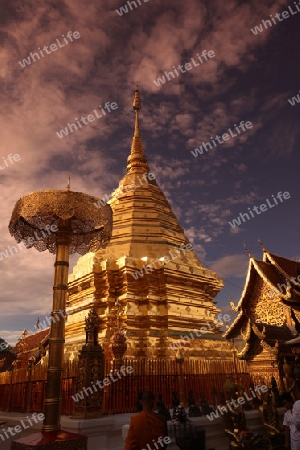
[1,0,299,345]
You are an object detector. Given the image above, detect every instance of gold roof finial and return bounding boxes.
[126,85,149,174]
[133,81,141,137]
[258,239,266,252]
[244,244,252,258]
[66,177,70,191]
[133,81,141,110]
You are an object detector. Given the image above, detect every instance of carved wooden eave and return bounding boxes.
[236,324,283,360]
[225,253,300,344]
[226,256,284,311]
[251,323,278,358]
[235,258,253,310]
[223,311,245,339]
[229,298,239,312]
[241,319,252,342]
[224,244,300,366]
[237,341,250,358]
[260,247,300,308]
[252,322,266,340]
[235,324,261,360]
[263,249,300,289]
[223,257,270,339]
[260,340,278,357]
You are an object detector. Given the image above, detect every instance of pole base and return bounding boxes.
[11,430,87,450]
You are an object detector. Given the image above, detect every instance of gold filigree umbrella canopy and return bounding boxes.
[9,189,112,432]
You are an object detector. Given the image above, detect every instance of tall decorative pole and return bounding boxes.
[175,348,185,406]
[109,300,127,374]
[8,188,112,450]
[26,356,36,413]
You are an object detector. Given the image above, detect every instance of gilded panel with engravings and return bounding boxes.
[253,281,286,326]
[246,276,264,322]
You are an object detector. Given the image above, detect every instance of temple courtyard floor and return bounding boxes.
[0,408,285,450]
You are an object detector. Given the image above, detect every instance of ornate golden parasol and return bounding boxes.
[9,188,112,449]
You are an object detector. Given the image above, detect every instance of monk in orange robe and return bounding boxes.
[125,391,169,450]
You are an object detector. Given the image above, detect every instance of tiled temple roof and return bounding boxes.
[12,328,49,367]
[225,245,300,349]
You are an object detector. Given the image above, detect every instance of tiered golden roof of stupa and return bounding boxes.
[65,89,229,360]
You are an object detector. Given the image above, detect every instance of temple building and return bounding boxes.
[0,90,251,417]
[224,242,300,389]
[64,89,232,361]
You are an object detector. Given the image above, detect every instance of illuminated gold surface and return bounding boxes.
[9,190,112,254]
[64,90,231,362]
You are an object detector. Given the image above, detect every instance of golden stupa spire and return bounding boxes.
[66,177,70,191]
[126,83,149,174]
[133,82,141,137]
